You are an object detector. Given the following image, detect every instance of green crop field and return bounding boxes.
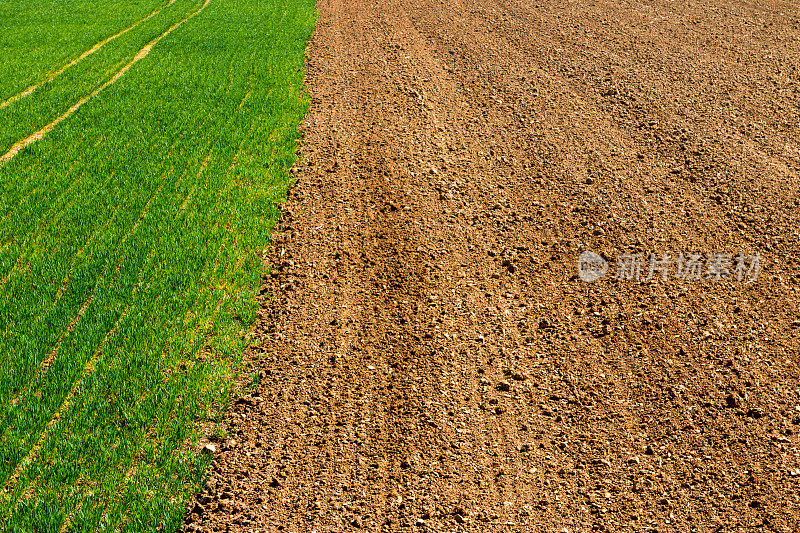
[0,0,316,530]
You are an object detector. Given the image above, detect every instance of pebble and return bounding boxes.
[202,444,217,454]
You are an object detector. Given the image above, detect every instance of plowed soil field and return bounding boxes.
[186,0,800,531]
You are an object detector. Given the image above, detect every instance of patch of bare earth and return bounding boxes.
[185,0,800,531]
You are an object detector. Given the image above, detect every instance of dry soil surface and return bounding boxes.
[185,0,800,531]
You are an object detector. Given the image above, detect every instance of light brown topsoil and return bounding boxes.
[184,0,800,531]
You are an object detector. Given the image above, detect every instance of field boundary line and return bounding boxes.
[0,0,178,111]
[0,0,211,166]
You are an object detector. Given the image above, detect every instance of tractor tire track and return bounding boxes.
[0,0,211,166]
[0,0,179,111]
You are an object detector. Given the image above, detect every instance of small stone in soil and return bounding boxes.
[202,444,217,454]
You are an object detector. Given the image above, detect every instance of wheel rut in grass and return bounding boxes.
[0,0,179,111]
[188,0,800,530]
[0,0,210,166]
